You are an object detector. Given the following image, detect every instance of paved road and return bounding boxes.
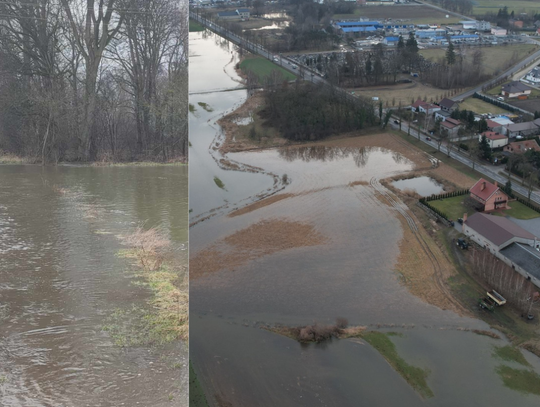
[390,120,540,205]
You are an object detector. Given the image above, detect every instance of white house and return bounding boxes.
[480,131,508,148]
[491,27,507,36]
[525,67,540,84]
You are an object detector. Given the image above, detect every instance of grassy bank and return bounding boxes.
[189,19,205,32]
[0,152,30,164]
[239,56,296,83]
[495,366,540,395]
[363,331,434,399]
[104,228,188,346]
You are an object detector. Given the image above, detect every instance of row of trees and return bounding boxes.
[0,0,188,163]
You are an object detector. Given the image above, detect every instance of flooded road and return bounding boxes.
[0,165,188,406]
[189,31,540,406]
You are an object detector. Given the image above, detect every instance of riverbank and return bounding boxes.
[0,152,187,166]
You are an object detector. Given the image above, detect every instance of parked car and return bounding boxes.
[426,136,431,141]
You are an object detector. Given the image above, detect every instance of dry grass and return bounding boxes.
[120,228,188,341]
[190,219,326,279]
[228,193,295,217]
[0,151,27,164]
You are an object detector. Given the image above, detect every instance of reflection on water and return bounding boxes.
[277,145,406,168]
[392,176,445,197]
[0,165,188,407]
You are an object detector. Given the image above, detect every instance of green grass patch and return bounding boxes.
[472,0,540,14]
[189,104,196,113]
[239,56,296,83]
[503,200,540,220]
[189,19,205,32]
[459,97,511,115]
[425,195,472,221]
[495,365,540,395]
[493,345,532,367]
[189,361,210,407]
[197,102,213,112]
[213,176,225,190]
[363,331,434,399]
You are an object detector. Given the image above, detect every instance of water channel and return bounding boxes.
[0,165,188,406]
[189,30,540,407]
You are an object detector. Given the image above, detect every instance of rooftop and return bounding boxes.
[465,212,536,248]
[502,81,532,94]
[500,243,540,281]
[470,178,502,202]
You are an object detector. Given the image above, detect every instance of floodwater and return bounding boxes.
[0,165,188,406]
[392,176,445,196]
[189,31,540,406]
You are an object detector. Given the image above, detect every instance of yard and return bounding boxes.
[428,195,473,221]
[459,97,511,115]
[239,56,296,83]
[333,4,462,25]
[429,195,540,221]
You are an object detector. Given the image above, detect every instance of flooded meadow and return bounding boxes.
[189,31,540,406]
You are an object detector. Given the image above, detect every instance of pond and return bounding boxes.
[392,176,445,196]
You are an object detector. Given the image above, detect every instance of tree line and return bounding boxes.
[261,81,376,141]
[0,0,188,163]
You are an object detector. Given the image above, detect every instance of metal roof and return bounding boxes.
[500,243,540,281]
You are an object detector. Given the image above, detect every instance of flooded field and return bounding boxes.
[392,176,445,197]
[189,31,540,406]
[0,165,188,406]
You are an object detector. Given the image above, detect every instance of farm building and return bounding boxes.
[462,212,537,253]
[469,179,509,211]
[499,243,540,288]
[504,121,540,138]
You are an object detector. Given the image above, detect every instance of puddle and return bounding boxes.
[392,176,444,196]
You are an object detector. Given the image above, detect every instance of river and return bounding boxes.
[189,30,540,407]
[0,164,188,406]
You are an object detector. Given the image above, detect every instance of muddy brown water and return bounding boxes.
[0,165,188,406]
[189,32,540,406]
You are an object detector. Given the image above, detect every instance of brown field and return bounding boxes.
[421,44,538,76]
[334,4,462,25]
[348,79,463,106]
[506,98,540,113]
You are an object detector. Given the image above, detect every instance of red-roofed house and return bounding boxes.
[503,139,540,154]
[412,99,441,115]
[469,178,509,211]
[479,131,508,148]
[486,119,504,133]
[441,117,462,137]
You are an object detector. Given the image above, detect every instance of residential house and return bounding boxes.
[435,110,452,121]
[439,98,459,113]
[463,212,536,252]
[525,67,540,84]
[486,119,504,133]
[217,8,250,20]
[441,118,462,138]
[501,81,532,98]
[480,131,508,148]
[477,21,491,31]
[504,121,540,138]
[412,99,441,115]
[503,139,540,154]
[509,19,524,29]
[469,178,509,211]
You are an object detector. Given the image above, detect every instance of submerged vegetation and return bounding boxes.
[213,176,226,190]
[493,345,531,368]
[106,228,188,346]
[197,102,214,112]
[267,320,433,398]
[495,366,540,396]
[363,332,433,399]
